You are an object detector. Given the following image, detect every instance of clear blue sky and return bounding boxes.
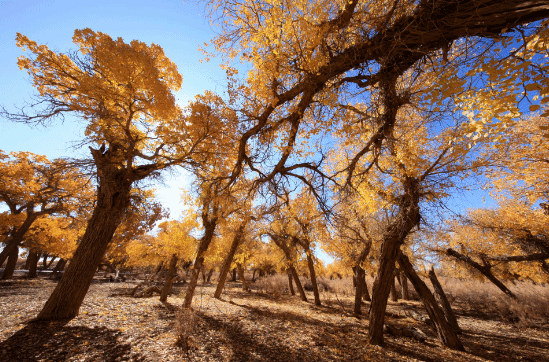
[0,0,227,218]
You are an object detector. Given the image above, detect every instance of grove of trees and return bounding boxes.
[2,0,549,353]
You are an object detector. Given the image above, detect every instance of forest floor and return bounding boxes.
[1,277,548,362]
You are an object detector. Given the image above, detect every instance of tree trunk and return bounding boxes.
[237,263,249,292]
[289,266,307,301]
[36,159,133,321]
[353,265,366,315]
[428,266,461,334]
[369,176,420,346]
[214,223,245,299]
[183,218,217,309]
[398,253,464,351]
[200,265,207,284]
[305,249,321,306]
[41,253,50,270]
[288,270,295,295]
[446,248,517,299]
[160,254,178,302]
[363,276,371,302]
[0,213,39,268]
[27,251,39,278]
[231,268,237,282]
[24,254,32,270]
[390,275,398,302]
[400,273,409,300]
[207,269,214,282]
[1,245,19,280]
[252,269,257,282]
[51,258,67,278]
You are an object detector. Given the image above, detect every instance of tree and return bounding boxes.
[0,150,90,277]
[3,29,214,320]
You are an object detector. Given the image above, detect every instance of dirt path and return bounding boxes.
[1,279,548,361]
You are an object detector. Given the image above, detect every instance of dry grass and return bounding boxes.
[439,277,549,327]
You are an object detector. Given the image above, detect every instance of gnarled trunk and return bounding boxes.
[36,159,132,321]
[398,253,464,351]
[369,176,420,346]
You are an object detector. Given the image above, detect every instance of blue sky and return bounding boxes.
[0,0,227,218]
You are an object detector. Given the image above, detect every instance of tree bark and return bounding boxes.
[214,222,245,299]
[390,275,398,302]
[289,265,307,301]
[363,276,371,302]
[160,254,178,302]
[304,248,321,306]
[400,273,410,300]
[446,248,517,299]
[231,268,237,282]
[288,270,295,295]
[428,266,461,334]
[183,218,217,309]
[27,251,39,278]
[36,155,133,321]
[398,253,464,351]
[1,245,19,280]
[206,269,214,282]
[369,176,420,346]
[353,265,366,315]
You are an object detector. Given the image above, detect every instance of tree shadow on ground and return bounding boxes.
[461,329,549,362]
[196,311,321,362]
[0,320,144,362]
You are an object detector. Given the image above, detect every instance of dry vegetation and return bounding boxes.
[1,273,548,362]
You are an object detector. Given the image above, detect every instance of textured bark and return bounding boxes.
[160,254,178,302]
[369,176,420,346]
[398,253,464,351]
[183,217,217,309]
[400,273,410,300]
[429,266,461,334]
[288,271,295,295]
[214,222,246,299]
[305,249,321,306]
[27,251,39,278]
[390,275,398,302]
[36,148,133,321]
[1,245,19,280]
[446,248,517,299]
